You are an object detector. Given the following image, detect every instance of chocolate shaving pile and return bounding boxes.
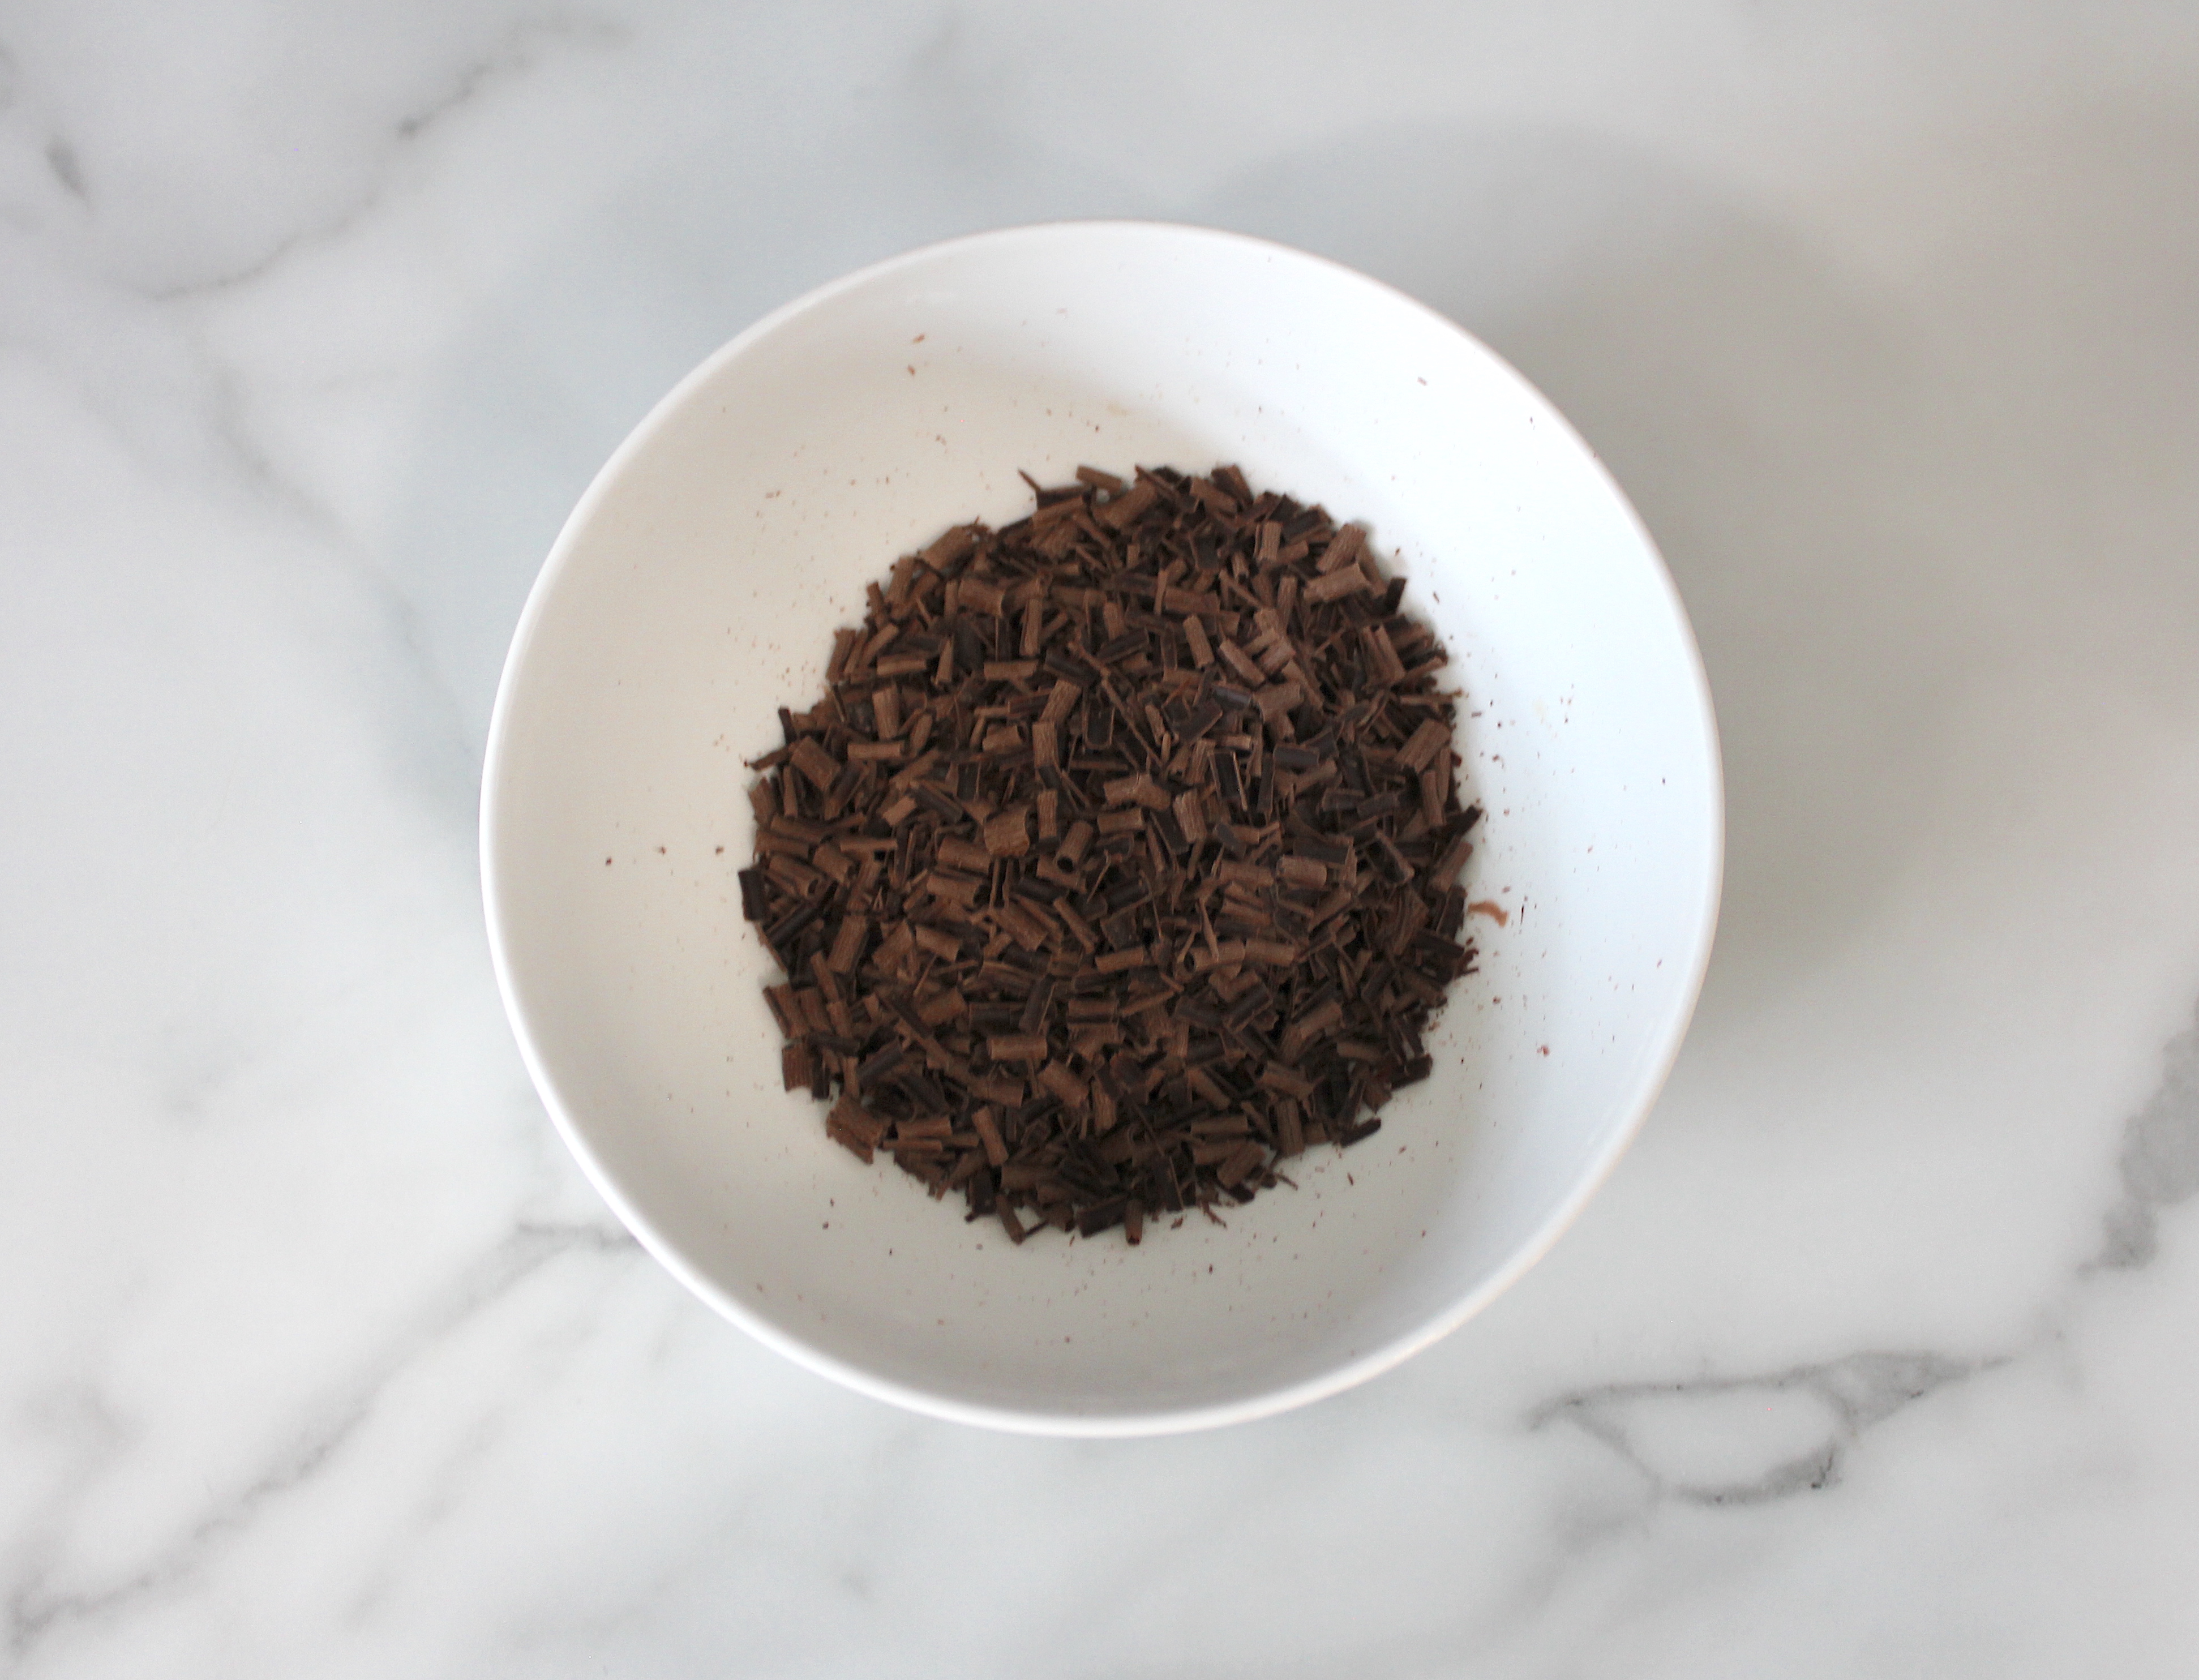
[739,465,1480,1245]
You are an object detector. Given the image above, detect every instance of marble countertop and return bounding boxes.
[6,3,2198,1674]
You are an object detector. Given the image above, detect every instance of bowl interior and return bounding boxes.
[482,223,1720,1432]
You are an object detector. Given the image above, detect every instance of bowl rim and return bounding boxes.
[479,217,1725,1437]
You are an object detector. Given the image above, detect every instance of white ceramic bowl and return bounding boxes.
[482,222,1721,1435]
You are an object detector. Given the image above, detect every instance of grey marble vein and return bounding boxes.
[174,329,488,811]
[42,137,84,200]
[1529,1349,1988,1506]
[4,1221,635,1667]
[144,14,624,302]
[1531,993,2199,1507]
[2095,1001,2199,1270]
[395,14,628,145]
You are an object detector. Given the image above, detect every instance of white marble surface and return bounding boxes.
[5,2,2198,1673]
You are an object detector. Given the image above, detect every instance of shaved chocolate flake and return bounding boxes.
[1173,788,1209,847]
[936,835,992,872]
[1217,638,1266,688]
[924,524,980,570]
[826,915,869,972]
[1184,615,1215,668]
[740,465,1481,1244]
[1038,1061,1089,1108]
[738,868,771,922]
[960,576,1008,615]
[1397,717,1452,773]
[1317,524,1367,575]
[983,808,1031,857]
[971,1105,1009,1166]
[788,738,840,790]
[856,1040,905,1087]
[1214,752,1245,808]
[1302,565,1367,605]
[781,1042,813,1092]
[1104,772,1173,811]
